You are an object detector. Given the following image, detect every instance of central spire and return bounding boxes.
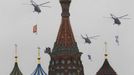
[52,0,79,54]
[48,0,85,75]
[55,17,76,48]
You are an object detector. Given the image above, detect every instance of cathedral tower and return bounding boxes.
[48,0,85,75]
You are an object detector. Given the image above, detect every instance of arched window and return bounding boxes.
[78,61,81,65]
[67,60,71,64]
[68,72,76,75]
[72,72,76,75]
[61,72,64,75]
[51,60,54,65]
[56,72,60,75]
[56,72,64,75]
[73,60,76,64]
[56,66,60,69]
[51,67,53,70]
[56,60,59,64]
[73,66,76,69]
[61,66,64,69]
[68,72,71,75]
[61,60,65,64]
[68,66,72,69]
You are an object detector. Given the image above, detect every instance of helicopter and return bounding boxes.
[81,34,100,45]
[109,14,130,25]
[88,55,92,61]
[115,35,119,46]
[30,0,50,14]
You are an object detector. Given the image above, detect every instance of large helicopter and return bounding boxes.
[109,14,130,25]
[30,0,50,14]
[81,34,100,45]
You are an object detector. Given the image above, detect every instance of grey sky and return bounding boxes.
[0,0,134,75]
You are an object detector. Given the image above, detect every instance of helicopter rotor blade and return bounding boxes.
[40,6,51,8]
[81,35,85,39]
[39,1,50,6]
[118,14,128,19]
[86,34,89,38]
[103,17,111,18]
[89,35,100,39]
[22,3,32,5]
[120,18,131,19]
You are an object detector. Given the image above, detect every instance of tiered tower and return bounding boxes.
[48,0,84,75]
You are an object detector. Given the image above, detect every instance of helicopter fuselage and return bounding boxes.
[85,38,91,44]
[113,18,121,25]
[32,4,41,13]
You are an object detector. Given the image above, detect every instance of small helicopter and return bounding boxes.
[30,0,50,14]
[115,35,119,46]
[88,55,92,61]
[81,34,100,45]
[108,14,130,25]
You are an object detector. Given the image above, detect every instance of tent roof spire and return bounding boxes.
[10,44,23,75]
[96,42,117,75]
[52,0,80,55]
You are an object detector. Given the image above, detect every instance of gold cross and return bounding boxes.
[104,42,108,58]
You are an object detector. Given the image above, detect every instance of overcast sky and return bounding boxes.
[0,0,134,75]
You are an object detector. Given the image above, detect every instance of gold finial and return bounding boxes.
[14,44,18,62]
[37,47,41,64]
[104,42,108,59]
